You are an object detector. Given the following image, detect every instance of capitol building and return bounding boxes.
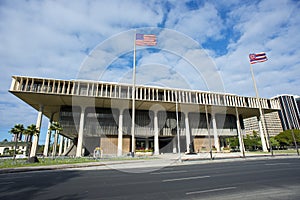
[9,75,281,157]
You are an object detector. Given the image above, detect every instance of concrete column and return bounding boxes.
[52,130,58,157]
[154,110,159,155]
[212,113,220,152]
[235,108,245,157]
[76,106,85,157]
[145,137,149,150]
[63,137,68,154]
[67,138,71,148]
[43,114,53,157]
[10,77,16,90]
[258,118,268,152]
[30,105,43,157]
[117,109,124,157]
[260,111,270,149]
[184,112,191,153]
[173,137,177,153]
[58,135,63,156]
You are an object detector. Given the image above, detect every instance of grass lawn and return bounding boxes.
[0,156,156,169]
[272,149,299,154]
[246,149,299,154]
[0,157,96,169]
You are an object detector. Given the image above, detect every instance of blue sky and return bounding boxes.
[0,0,300,142]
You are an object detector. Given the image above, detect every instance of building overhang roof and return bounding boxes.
[9,75,280,122]
[10,90,275,122]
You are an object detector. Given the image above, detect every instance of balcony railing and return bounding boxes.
[10,76,281,110]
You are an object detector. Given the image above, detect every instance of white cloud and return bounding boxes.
[0,0,163,78]
[215,0,300,98]
[164,2,224,42]
[0,0,164,141]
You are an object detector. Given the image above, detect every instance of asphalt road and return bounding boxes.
[1,158,300,200]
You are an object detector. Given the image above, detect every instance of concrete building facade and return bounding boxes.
[0,141,27,156]
[243,111,283,137]
[273,95,300,130]
[9,76,281,156]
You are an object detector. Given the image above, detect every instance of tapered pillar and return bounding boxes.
[67,138,71,148]
[173,137,177,153]
[235,108,245,157]
[145,137,149,150]
[58,135,63,156]
[117,109,124,157]
[184,112,191,153]
[258,117,268,152]
[63,137,68,154]
[154,110,159,155]
[43,114,54,157]
[76,106,85,157]
[52,130,58,157]
[30,105,43,157]
[212,113,220,152]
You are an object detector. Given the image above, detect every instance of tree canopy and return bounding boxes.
[275,129,300,147]
[8,124,25,159]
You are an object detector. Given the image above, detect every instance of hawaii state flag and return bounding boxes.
[136,33,157,46]
[249,52,268,64]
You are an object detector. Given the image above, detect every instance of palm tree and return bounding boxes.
[24,124,40,157]
[9,124,25,160]
[49,122,63,157]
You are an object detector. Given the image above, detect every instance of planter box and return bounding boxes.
[135,151,153,156]
[222,149,231,153]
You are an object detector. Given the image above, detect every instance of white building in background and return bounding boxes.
[9,76,281,156]
[272,95,300,130]
[244,111,283,137]
[0,141,27,156]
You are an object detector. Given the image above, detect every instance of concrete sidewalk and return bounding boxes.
[0,159,149,174]
[59,153,300,173]
[1,153,299,174]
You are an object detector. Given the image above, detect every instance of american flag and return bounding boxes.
[249,52,268,64]
[135,33,157,46]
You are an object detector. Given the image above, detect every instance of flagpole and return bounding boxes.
[131,32,156,156]
[249,63,269,152]
[131,31,136,155]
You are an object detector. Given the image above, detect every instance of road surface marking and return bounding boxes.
[186,186,237,195]
[151,170,187,175]
[265,163,290,166]
[162,175,210,182]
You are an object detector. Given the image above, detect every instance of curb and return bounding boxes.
[0,154,299,174]
[0,159,152,174]
[0,162,105,174]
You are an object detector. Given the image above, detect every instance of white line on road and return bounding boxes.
[186,186,237,195]
[265,163,290,166]
[151,170,187,175]
[162,175,210,182]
